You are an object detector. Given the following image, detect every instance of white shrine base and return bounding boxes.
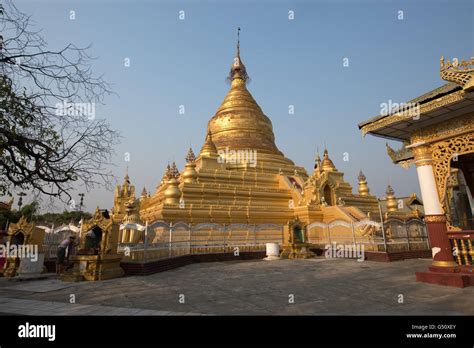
[264,243,281,261]
[16,253,46,280]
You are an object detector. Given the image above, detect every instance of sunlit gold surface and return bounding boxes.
[62,208,124,282]
[112,41,415,238]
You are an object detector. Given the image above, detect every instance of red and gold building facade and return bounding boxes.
[359,56,474,287]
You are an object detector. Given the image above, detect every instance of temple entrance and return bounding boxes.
[11,231,25,246]
[84,226,102,252]
[62,208,124,281]
[323,185,333,206]
[293,225,304,243]
[446,154,474,230]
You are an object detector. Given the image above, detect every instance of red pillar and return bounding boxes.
[416,214,474,287]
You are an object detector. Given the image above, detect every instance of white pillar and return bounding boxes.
[415,164,443,215]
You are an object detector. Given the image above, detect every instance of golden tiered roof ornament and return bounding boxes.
[227,27,249,83]
[314,152,322,172]
[164,162,181,205]
[169,162,180,179]
[321,148,337,172]
[440,56,474,91]
[183,148,198,184]
[385,185,398,213]
[358,171,370,196]
[185,147,196,163]
[199,131,218,157]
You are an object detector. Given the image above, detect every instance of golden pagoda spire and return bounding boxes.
[358,170,370,196]
[440,55,474,91]
[164,162,181,205]
[321,148,337,172]
[124,166,130,185]
[183,147,198,184]
[199,131,218,157]
[185,147,196,163]
[205,30,295,163]
[170,161,180,179]
[386,185,398,212]
[158,163,171,187]
[227,27,249,83]
[165,163,171,178]
[314,151,321,171]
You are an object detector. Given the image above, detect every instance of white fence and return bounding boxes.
[118,222,284,261]
[40,218,428,262]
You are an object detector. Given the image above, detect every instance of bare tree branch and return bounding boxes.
[0,1,120,202]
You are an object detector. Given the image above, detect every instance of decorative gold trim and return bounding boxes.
[440,56,474,91]
[412,145,433,167]
[398,159,414,169]
[446,221,462,232]
[431,260,458,268]
[424,215,447,223]
[386,142,413,163]
[411,113,474,144]
[431,134,474,204]
[361,91,465,136]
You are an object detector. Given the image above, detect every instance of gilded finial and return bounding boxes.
[186,147,196,163]
[237,27,240,57]
[124,166,130,184]
[386,185,398,212]
[314,151,321,170]
[321,147,336,172]
[358,170,370,196]
[228,28,249,83]
[165,163,172,179]
[200,130,218,157]
[440,55,474,91]
[170,162,180,179]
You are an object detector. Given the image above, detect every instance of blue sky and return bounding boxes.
[13,0,474,212]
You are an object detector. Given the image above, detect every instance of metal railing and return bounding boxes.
[448,230,474,266]
[39,218,429,262]
[307,218,429,252]
[118,221,284,262]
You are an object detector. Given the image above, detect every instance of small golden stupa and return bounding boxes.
[112,32,384,234]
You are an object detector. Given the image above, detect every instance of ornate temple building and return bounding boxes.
[359,56,474,287]
[111,36,425,261]
[112,39,388,236]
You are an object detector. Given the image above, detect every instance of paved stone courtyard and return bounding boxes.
[0,258,472,315]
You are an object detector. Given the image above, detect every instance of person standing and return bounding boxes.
[56,236,76,275]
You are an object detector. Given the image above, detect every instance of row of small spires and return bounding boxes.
[121,148,406,212]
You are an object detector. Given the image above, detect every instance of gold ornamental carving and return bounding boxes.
[412,145,433,167]
[361,90,465,136]
[431,134,474,204]
[424,215,447,223]
[440,56,474,91]
[411,113,474,144]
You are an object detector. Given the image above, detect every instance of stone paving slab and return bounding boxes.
[0,276,85,293]
[0,297,203,316]
[0,258,472,315]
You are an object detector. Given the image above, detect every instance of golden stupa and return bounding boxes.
[112,34,385,238]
